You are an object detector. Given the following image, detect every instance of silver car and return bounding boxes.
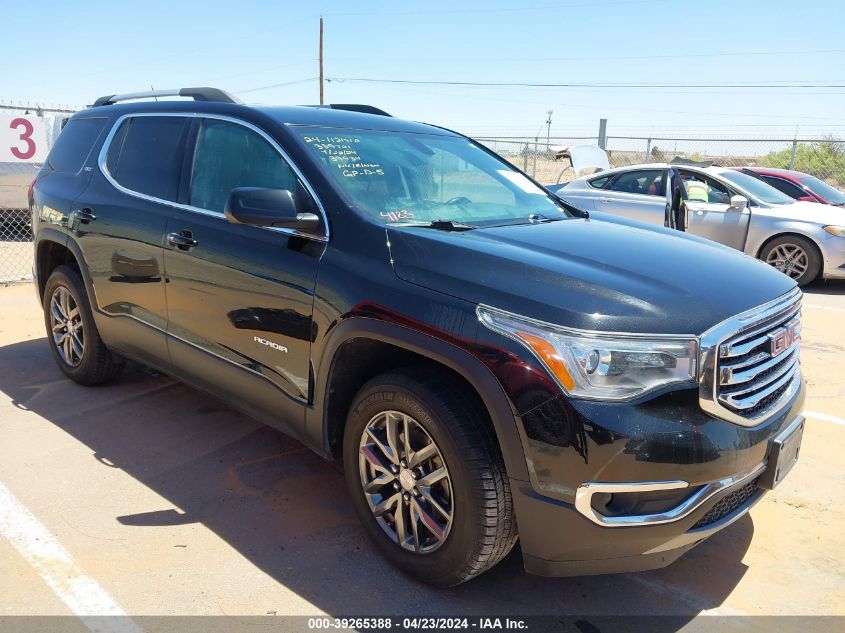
[552,163,845,286]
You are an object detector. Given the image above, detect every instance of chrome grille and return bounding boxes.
[699,288,803,427]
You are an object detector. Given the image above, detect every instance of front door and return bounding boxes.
[596,168,666,225]
[679,170,750,251]
[163,116,327,437]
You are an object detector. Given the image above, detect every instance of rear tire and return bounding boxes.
[43,265,125,385]
[343,367,517,586]
[759,235,821,287]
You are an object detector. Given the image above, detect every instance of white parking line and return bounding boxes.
[804,410,845,427]
[803,302,845,313]
[0,481,143,633]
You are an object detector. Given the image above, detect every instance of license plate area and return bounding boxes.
[759,416,804,490]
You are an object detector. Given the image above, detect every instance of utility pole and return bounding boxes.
[319,16,325,105]
[597,118,607,150]
[545,110,553,146]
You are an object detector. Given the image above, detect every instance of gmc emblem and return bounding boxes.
[768,321,801,357]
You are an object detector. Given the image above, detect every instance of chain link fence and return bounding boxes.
[476,136,845,187]
[1,104,73,283]
[1,162,37,283]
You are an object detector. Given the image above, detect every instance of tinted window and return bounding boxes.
[106,116,188,202]
[609,170,664,196]
[190,119,299,213]
[587,174,611,189]
[761,176,806,200]
[47,117,107,173]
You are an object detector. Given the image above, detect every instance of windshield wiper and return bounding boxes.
[528,213,562,223]
[392,220,475,231]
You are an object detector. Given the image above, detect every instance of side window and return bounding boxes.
[761,176,804,200]
[608,170,664,196]
[679,171,731,204]
[105,116,188,202]
[587,174,611,189]
[47,117,108,174]
[190,119,299,214]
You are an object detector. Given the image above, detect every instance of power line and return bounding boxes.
[234,78,317,95]
[353,79,845,122]
[328,77,845,89]
[324,0,668,17]
[327,48,845,65]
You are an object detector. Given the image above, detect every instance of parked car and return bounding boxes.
[552,163,845,286]
[31,88,805,586]
[733,166,845,207]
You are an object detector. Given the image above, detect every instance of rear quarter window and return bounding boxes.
[587,174,611,189]
[46,117,108,174]
[105,116,189,202]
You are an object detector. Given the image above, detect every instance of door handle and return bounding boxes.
[167,230,198,250]
[71,208,97,223]
[596,197,610,203]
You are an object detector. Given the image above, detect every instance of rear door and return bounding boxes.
[72,114,191,367]
[594,168,666,224]
[162,116,326,438]
[680,170,750,250]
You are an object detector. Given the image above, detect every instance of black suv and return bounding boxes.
[30,88,806,586]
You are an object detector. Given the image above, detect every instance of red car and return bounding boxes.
[735,166,845,206]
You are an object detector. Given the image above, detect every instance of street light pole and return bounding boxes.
[319,17,325,105]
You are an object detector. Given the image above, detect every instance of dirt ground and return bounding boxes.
[0,280,843,629]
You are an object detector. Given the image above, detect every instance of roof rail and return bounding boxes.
[92,87,241,107]
[306,104,392,117]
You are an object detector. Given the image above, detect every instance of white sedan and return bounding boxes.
[549,163,845,286]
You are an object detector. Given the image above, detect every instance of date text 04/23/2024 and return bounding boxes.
[307,618,528,630]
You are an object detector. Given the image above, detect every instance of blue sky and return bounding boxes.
[3,0,844,139]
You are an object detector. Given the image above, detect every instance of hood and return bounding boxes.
[757,200,845,225]
[568,145,610,175]
[387,216,796,335]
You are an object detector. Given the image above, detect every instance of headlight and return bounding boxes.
[823,225,845,237]
[477,306,698,401]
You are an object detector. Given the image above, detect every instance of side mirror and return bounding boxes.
[728,195,748,211]
[225,187,320,231]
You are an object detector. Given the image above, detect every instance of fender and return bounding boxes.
[34,230,98,309]
[306,317,531,482]
[745,223,826,261]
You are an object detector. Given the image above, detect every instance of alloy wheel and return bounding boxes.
[765,243,808,280]
[50,286,84,367]
[358,410,454,553]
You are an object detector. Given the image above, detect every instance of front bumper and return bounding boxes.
[512,379,805,576]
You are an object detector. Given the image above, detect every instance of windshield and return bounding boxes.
[721,170,795,205]
[798,175,845,205]
[291,127,569,226]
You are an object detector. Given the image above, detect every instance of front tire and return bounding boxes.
[343,368,517,586]
[43,265,125,385]
[759,235,821,287]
